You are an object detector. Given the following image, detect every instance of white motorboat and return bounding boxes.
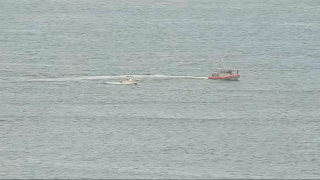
[121,76,138,85]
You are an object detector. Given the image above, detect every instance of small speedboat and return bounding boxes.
[121,76,138,85]
[208,68,240,81]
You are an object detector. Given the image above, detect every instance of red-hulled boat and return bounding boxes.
[208,69,240,80]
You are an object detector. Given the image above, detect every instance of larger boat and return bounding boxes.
[208,68,240,80]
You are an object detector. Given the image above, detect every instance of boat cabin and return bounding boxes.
[212,69,233,77]
[220,69,233,74]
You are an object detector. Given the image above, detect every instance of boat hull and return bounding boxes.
[208,74,240,81]
[121,81,138,85]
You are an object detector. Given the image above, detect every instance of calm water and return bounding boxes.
[1,0,320,178]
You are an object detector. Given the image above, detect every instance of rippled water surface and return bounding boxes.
[1,0,320,178]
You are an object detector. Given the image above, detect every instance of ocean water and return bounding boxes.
[1,0,320,178]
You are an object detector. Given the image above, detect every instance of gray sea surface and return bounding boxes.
[1,0,320,178]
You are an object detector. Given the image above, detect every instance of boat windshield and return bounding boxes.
[220,69,233,74]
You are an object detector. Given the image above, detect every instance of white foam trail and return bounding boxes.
[77,75,125,80]
[104,82,122,85]
[25,74,208,82]
[171,75,208,79]
[123,74,208,79]
[27,75,124,82]
[0,63,71,67]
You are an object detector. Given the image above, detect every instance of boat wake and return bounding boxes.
[0,63,72,67]
[122,75,208,79]
[24,75,126,82]
[19,74,207,83]
[104,82,123,85]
